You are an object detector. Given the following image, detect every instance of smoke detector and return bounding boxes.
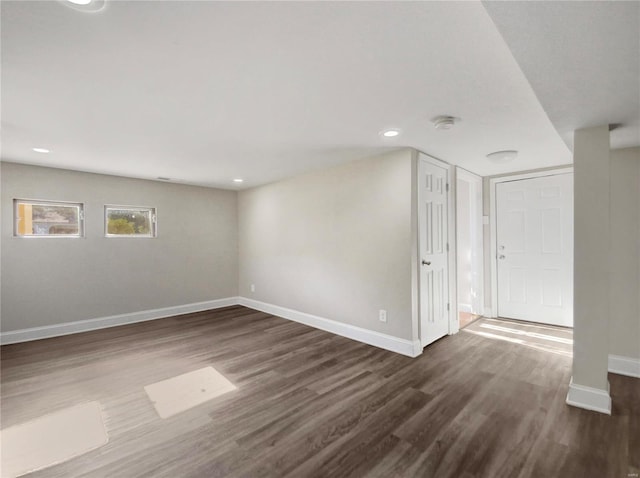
[486,150,518,163]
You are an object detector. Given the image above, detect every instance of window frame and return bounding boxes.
[104,205,157,238]
[13,198,85,238]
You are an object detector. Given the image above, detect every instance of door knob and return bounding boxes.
[422,260,431,266]
[499,255,505,260]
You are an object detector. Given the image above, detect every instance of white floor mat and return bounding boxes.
[144,366,237,419]
[0,401,108,478]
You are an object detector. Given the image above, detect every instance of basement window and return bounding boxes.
[14,199,84,237]
[105,206,157,237]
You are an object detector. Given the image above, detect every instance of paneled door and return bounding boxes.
[496,173,573,326]
[419,156,450,346]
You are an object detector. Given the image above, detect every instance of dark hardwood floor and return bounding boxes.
[1,306,638,477]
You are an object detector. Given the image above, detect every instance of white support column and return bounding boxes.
[566,125,612,414]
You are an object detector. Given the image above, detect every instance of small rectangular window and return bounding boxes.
[14,199,84,237]
[105,206,157,237]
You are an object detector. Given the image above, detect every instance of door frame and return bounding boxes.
[456,167,484,318]
[417,152,457,347]
[488,167,573,318]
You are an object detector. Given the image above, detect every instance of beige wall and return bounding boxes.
[238,149,415,340]
[572,125,611,391]
[5,147,636,362]
[609,147,640,359]
[1,162,238,332]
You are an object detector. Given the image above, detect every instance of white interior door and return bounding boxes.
[419,158,450,346]
[496,173,573,327]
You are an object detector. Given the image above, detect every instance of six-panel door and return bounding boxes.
[496,173,574,327]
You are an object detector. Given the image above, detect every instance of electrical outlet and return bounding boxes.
[379,309,387,323]
[250,284,255,293]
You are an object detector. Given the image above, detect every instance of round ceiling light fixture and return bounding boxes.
[33,147,50,153]
[61,0,107,12]
[233,178,244,183]
[381,129,401,138]
[432,116,457,130]
[486,150,518,163]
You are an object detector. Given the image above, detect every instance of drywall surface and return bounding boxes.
[238,150,414,340]
[1,163,238,331]
[572,125,610,391]
[456,179,472,310]
[609,147,640,359]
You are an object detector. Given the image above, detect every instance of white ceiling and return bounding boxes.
[483,0,640,152]
[0,1,599,189]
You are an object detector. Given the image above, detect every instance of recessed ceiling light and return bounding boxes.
[32,147,50,153]
[62,0,106,12]
[432,116,457,130]
[486,150,518,163]
[381,129,400,138]
[233,178,244,183]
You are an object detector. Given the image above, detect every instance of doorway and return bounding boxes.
[491,171,574,327]
[456,168,483,329]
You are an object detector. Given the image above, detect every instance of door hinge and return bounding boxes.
[446,183,450,192]
[446,243,449,252]
[447,303,450,311]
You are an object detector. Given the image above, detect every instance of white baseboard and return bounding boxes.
[238,297,422,358]
[565,377,612,415]
[2,296,422,358]
[608,354,640,378]
[0,297,240,345]
[483,307,495,318]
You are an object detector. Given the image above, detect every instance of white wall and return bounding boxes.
[456,179,472,311]
[238,149,415,340]
[609,147,640,360]
[1,162,238,332]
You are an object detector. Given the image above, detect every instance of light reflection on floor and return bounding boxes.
[462,317,573,357]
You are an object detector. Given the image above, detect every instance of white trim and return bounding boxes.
[565,377,611,415]
[0,297,239,345]
[483,307,494,318]
[455,167,484,318]
[489,167,573,319]
[238,297,422,358]
[608,354,640,378]
[410,151,421,348]
[412,339,423,357]
[448,165,459,335]
[1,296,424,358]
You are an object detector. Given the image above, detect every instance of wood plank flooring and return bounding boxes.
[1,306,638,477]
